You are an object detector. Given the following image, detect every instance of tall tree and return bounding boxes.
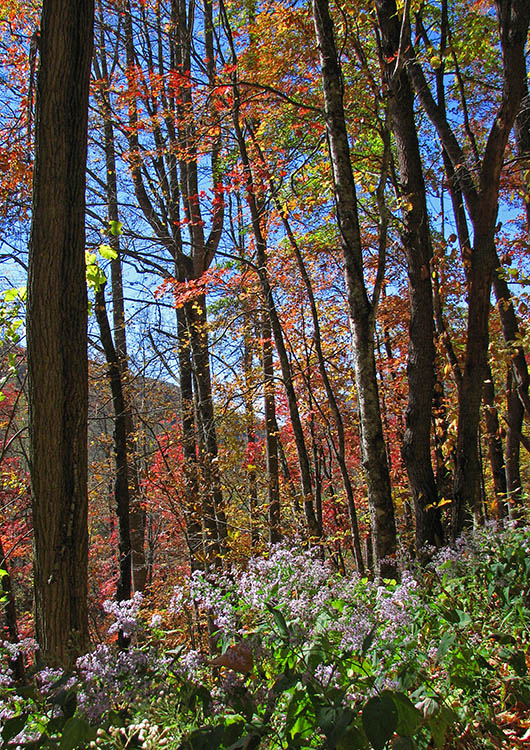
[92,11,147,599]
[312,0,396,575]
[27,0,94,666]
[406,0,530,534]
[375,0,443,551]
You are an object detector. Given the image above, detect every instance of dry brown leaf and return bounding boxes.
[208,642,254,674]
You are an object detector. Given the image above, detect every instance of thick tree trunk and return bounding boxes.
[505,369,523,512]
[27,0,93,667]
[242,351,260,548]
[312,0,396,576]
[375,0,442,551]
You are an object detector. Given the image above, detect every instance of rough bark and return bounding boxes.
[406,0,530,536]
[514,74,530,232]
[27,0,93,667]
[375,0,442,551]
[312,0,396,576]
[188,294,227,553]
[176,304,204,569]
[242,326,260,547]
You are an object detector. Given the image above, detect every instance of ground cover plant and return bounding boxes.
[1,521,529,749]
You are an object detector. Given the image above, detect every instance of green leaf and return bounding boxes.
[58,717,96,750]
[385,691,422,736]
[318,707,355,745]
[507,649,527,676]
[272,671,299,695]
[266,604,290,639]
[99,243,118,260]
[2,713,28,743]
[362,694,398,750]
[222,718,245,746]
[456,610,472,628]
[336,725,369,749]
[3,286,26,302]
[86,263,107,291]
[437,630,455,658]
[182,725,226,749]
[362,624,377,655]
[391,738,416,750]
[109,220,124,236]
[427,706,457,749]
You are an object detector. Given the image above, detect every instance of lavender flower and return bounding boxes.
[103,591,144,639]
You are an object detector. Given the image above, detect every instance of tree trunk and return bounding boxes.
[27,0,93,667]
[188,294,227,555]
[482,367,508,517]
[93,28,147,592]
[312,0,396,576]
[0,535,24,680]
[261,311,281,544]
[94,286,132,634]
[375,0,442,551]
[230,92,319,540]
[514,74,530,232]
[176,304,204,570]
[406,0,530,536]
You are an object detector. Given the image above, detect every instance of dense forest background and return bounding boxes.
[0,0,530,734]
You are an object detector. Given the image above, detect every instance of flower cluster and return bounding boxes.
[103,591,144,639]
[76,643,154,722]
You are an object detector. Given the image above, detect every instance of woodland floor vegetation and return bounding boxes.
[1,521,530,749]
[1,0,530,747]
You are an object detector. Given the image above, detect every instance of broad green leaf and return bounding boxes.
[437,630,455,658]
[427,706,457,749]
[362,624,377,655]
[183,725,225,749]
[362,694,398,750]
[86,263,107,291]
[384,691,422,737]
[59,717,96,750]
[99,243,118,260]
[391,737,416,750]
[3,286,26,302]
[336,725,369,749]
[318,706,355,745]
[2,713,28,743]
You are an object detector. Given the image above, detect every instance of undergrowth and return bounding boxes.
[1,521,529,749]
